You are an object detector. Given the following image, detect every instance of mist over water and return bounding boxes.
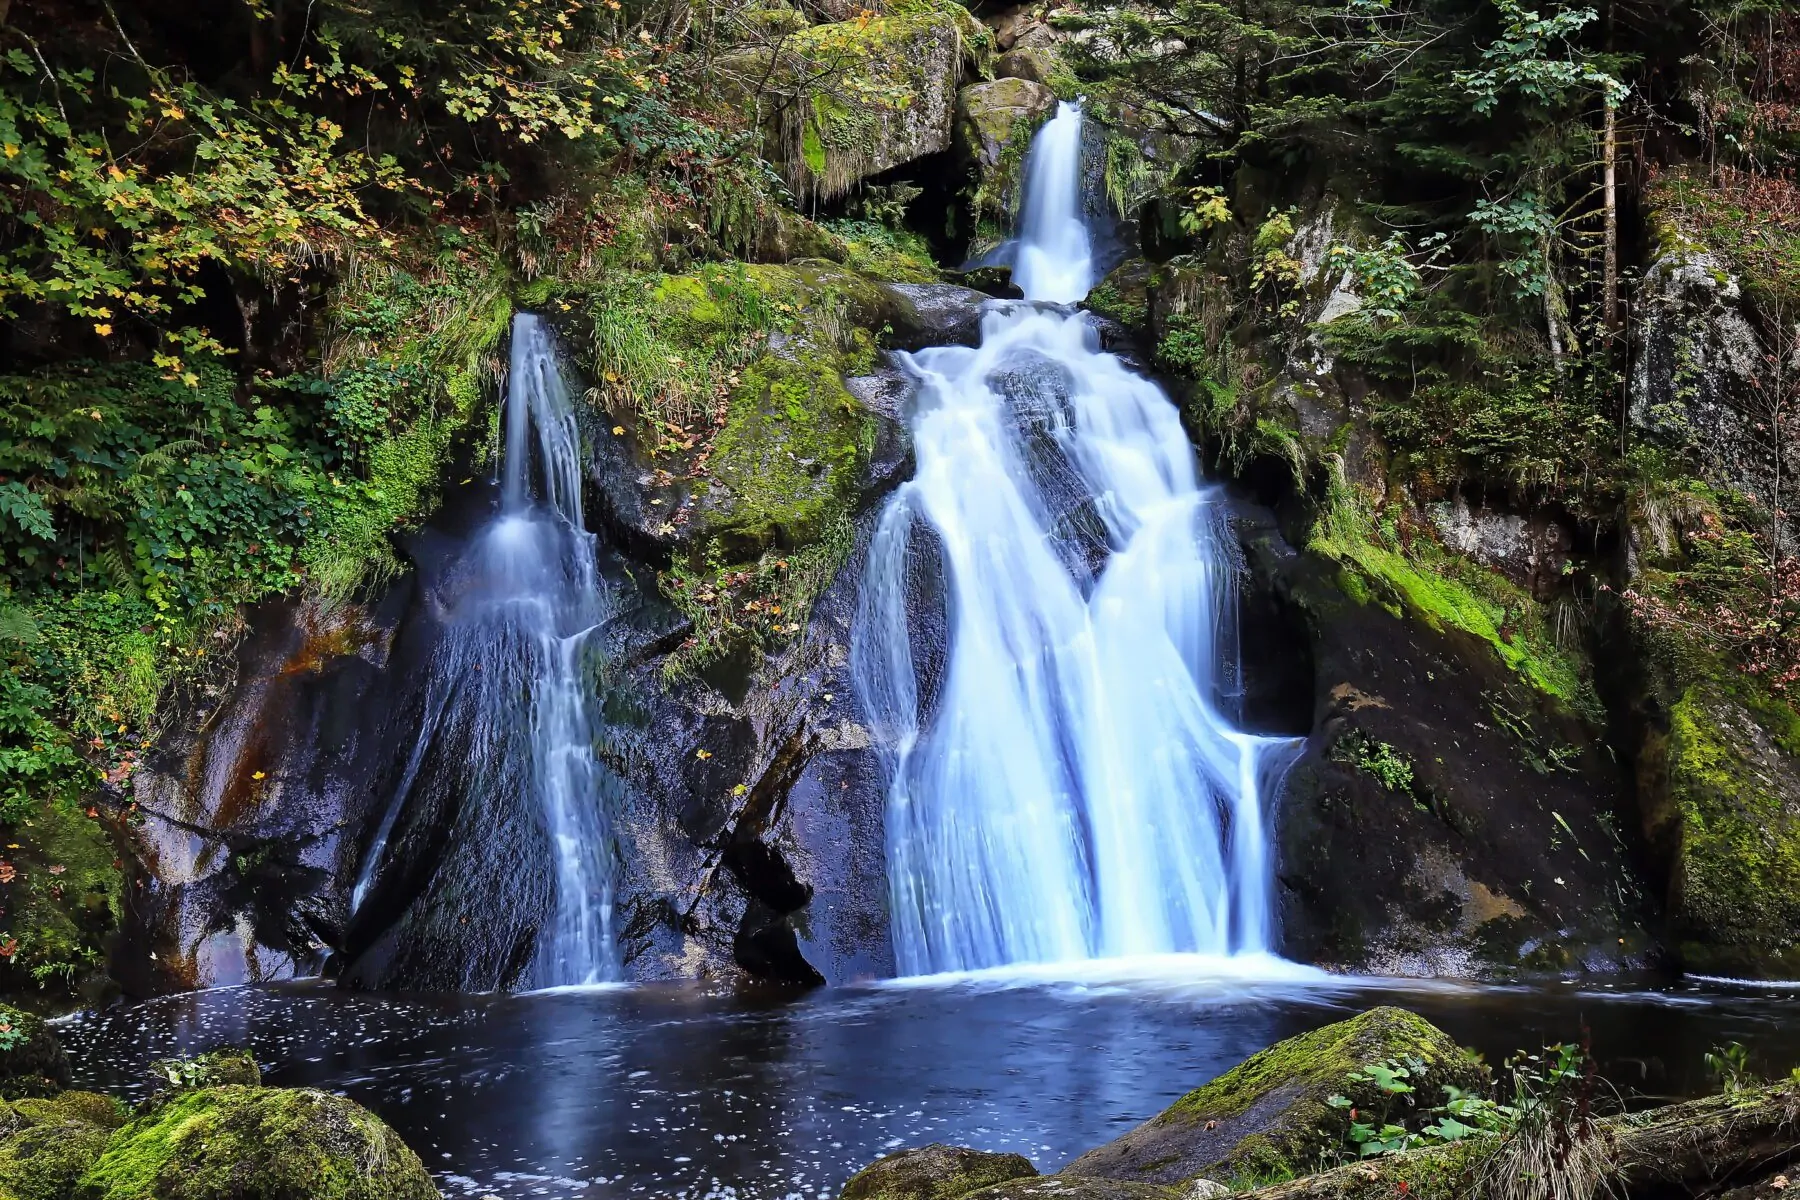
[353,314,617,987]
[855,101,1304,977]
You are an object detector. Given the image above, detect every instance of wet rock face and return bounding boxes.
[956,77,1059,226]
[1066,1008,1483,1187]
[1230,503,1654,978]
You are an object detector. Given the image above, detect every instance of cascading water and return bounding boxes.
[353,314,617,987]
[855,101,1303,976]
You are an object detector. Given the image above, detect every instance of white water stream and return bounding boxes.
[856,102,1303,976]
[353,314,616,986]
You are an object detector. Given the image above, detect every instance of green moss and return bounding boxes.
[11,1092,126,1130]
[1663,681,1800,975]
[1070,1008,1483,1186]
[0,1119,110,1200]
[841,1145,1036,1200]
[78,1085,438,1200]
[703,343,875,554]
[824,220,940,284]
[306,253,513,600]
[1310,465,1593,712]
[146,1049,261,1095]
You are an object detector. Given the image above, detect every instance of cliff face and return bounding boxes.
[12,0,1800,1006]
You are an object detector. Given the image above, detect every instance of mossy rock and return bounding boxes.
[843,1144,1038,1200]
[694,339,878,559]
[956,78,1057,225]
[0,1120,112,1200]
[11,1092,128,1130]
[77,1085,440,1200]
[965,1180,1175,1200]
[1654,681,1800,977]
[145,1048,262,1097]
[0,1006,71,1100]
[1085,260,1153,336]
[1063,1008,1483,1186]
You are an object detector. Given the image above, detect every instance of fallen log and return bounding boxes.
[1232,1083,1800,1200]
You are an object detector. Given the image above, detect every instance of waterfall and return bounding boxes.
[855,102,1303,976]
[353,314,617,987]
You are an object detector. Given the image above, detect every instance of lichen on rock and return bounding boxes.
[1062,1007,1484,1187]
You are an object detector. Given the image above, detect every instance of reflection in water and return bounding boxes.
[60,975,1800,1199]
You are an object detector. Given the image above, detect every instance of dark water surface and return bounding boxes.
[58,962,1800,1200]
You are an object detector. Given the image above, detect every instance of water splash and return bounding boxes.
[854,101,1303,976]
[353,314,617,986]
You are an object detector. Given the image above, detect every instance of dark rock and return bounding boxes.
[1229,501,1655,977]
[947,267,1023,299]
[882,282,992,349]
[842,1144,1038,1200]
[1063,1008,1484,1187]
[0,1005,69,1099]
[994,47,1059,85]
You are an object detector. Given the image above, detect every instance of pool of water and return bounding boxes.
[58,960,1800,1200]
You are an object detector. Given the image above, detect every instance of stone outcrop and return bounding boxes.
[956,77,1059,226]
[1062,1008,1484,1187]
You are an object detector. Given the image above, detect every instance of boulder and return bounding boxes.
[1063,1008,1485,1187]
[882,282,993,348]
[146,1048,262,1096]
[994,47,1059,86]
[78,1085,439,1200]
[843,1144,1038,1200]
[0,1118,111,1200]
[1640,680,1800,978]
[969,1181,1174,1200]
[0,1006,70,1100]
[731,2,973,201]
[956,78,1058,225]
[10,1091,128,1130]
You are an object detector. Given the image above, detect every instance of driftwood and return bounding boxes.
[1233,1084,1800,1200]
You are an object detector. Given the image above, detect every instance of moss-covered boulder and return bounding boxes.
[0,1118,112,1200]
[843,1144,1038,1200]
[10,1091,128,1130]
[730,0,977,202]
[0,1006,70,1100]
[695,337,880,558]
[146,1048,263,1096]
[1643,680,1800,977]
[956,78,1058,225]
[78,1085,440,1200]
[967,1181,1174,1200]
[1063,1008,1484,1187]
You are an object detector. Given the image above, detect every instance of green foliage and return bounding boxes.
[1333,731,1417,795]
[1704,1041,1756,1093]
[1312,462,1594,709]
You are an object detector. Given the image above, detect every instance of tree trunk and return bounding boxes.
[1603,99,1620,335]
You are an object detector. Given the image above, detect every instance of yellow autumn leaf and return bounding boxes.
[2,144,18,159]
[695,749,712,760]
[94,323,113,336]
[612,425,625,436]
[252,771,266,780]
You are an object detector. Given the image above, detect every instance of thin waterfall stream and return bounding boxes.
[353,313,618,987]
[856,101,1305,976]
